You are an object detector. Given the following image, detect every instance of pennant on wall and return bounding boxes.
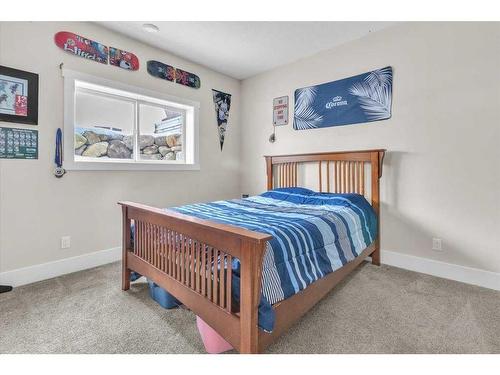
[293,66,393,130]
[212,89,232,150]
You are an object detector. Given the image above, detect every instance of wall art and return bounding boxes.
[147,60,201,89]
[54,31,108,64]
[147,60,176,82]
[0,65,39,125]
[0,127,38,159]
[175,68,201,89]
[109,47,140,71]
[273,96,289,126]
[293,66,392,130]
[212,89,231,150]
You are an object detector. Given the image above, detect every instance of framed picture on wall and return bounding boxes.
[0,65,39,125]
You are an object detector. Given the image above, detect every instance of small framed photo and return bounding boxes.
[0,65,39,125]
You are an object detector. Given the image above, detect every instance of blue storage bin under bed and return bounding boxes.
[147,279,181,309]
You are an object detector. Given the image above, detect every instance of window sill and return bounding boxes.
[64,161,200,171]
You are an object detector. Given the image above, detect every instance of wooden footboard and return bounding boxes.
[118,201,272,353]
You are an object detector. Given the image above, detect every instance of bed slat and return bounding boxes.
[207,247,212,300]
[220,254,226,309]
[326,161,330,193]
[195,242,201,293]
[318,161,322,192]
[201,244,207,296]
[226,254,232,312]
[212,249,218,304]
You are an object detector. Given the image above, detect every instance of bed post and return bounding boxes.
[239,240,266,354]
[265,156,273,191]
[370,150,385,266]
[121,204,131,291]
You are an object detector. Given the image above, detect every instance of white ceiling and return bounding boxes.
[98,22,396,80]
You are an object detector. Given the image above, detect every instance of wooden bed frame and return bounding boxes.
[119,149,385,353]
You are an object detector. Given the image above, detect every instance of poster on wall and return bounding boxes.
[0,65,39,125]
[293,66,393,130]
[212,89,232,151]
[273,96,289,126]
[0,127,38,159]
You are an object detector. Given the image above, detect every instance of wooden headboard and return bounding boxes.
[264,149,386,215]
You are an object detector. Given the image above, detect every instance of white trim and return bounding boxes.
[379,250,500,291]
[3,247,498,291]
[62,68,200,171]
[0,247,121,287]
[62,68,200,109]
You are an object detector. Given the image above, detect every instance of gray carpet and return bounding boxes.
[1,261,499,354]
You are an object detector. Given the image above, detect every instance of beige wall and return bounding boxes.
[0,22,241,272]
[240,22,500,273]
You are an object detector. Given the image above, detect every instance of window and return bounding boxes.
[63,69,199,170]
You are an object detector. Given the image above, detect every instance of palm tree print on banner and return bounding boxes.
[293,87,324,130]
[349,67,392,121]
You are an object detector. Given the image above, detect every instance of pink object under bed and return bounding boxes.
[196,316,233,354]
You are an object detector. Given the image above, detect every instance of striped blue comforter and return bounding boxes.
[172,187,377,308]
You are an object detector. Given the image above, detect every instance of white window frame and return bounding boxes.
[63,69,200,171]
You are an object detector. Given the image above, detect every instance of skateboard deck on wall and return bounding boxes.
[147,60,176,82]
[109,47,140,71]
[147,60,201,89]
[54,31,108,64]
[175,68,201,89]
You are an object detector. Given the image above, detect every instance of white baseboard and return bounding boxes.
[380,250,500,291]
[1,247,499,292]
[0,247,121,287]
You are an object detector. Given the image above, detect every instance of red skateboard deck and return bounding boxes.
[54,31,108,64]
[109,47,140,71]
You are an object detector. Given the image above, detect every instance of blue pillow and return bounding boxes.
[268,187,314,195]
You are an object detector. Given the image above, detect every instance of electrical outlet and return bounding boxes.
[61,236,71,249]
[432,238,442,251]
